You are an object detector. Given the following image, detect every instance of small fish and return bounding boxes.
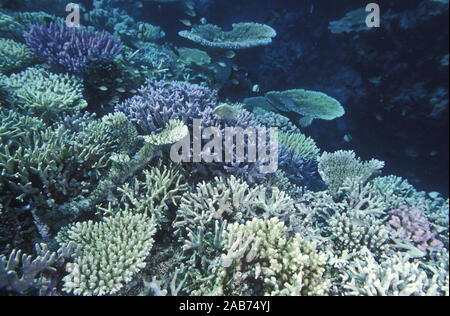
[375,114,383,121]
[231,79,239,85]
[20,201,38,212]
[279,96,296,108]
[310,3,314,14]
[115,78,123,83]
[343,134,352,143]
[252,84,260,93]
[179,19,192,27]
[429,151,438,157]
[428,191,440,199]
[200,17,207,25]
[186,1,195,10]
[217,62,227,68]
[185,9,196,17]
[224,50,236,59]
[271,9,281,18]
[232,64,239,71]
[132,154,141,159]
[129,89,137,94]
[351,218,368,227]
[97,86,108,91]
[213,103,237,121]
[116,87,126,93]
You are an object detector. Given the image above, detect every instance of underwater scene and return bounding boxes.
[0,0,448,297]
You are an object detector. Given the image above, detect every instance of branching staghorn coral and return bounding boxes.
[278,145,319,188]
[221,217,331,295]
[0,112,136,231]
[0,10,57,41]
[295,178,391,256]
[341,247,447,296]
[174,175,297,235]
[24,22,123,74]
[0,39,35,73]
[76,119,189,213]
[317,150,385,193]
[112,163,189,228]
[56,209,157,296]
[0,243,57,294]
[171,175,306,295]
[329,210,390,256]
[0,66,87,120]
[115,79,218,134]
[0,108,45,145]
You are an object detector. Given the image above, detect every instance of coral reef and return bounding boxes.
[0,0,448,298]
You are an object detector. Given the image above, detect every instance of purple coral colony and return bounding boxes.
[0,0,448,297]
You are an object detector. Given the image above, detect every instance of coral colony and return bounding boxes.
[0,0,448,297]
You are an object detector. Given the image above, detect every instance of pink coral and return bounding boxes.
[386,205,443,252]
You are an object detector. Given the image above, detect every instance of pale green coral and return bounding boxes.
[0,108,45,145]
[278,131,320,160]
[143,119,189,145]
[0,39,35,73]
[57,210,157,296]
[0,67,87,120]
[252,110,301,134]
[100,112,139,154]
[179,23,277,49]
[177,47,211,68]
[265,89,345,127]
[317,150,385,193]
[0,113,126,229]
[76,120,189,212]
[112,163,189,227]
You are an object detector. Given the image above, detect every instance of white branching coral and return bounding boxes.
[222,217,331,296]
[56,210,156,296]
[317,150,384,193]
[342,248,447,296]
